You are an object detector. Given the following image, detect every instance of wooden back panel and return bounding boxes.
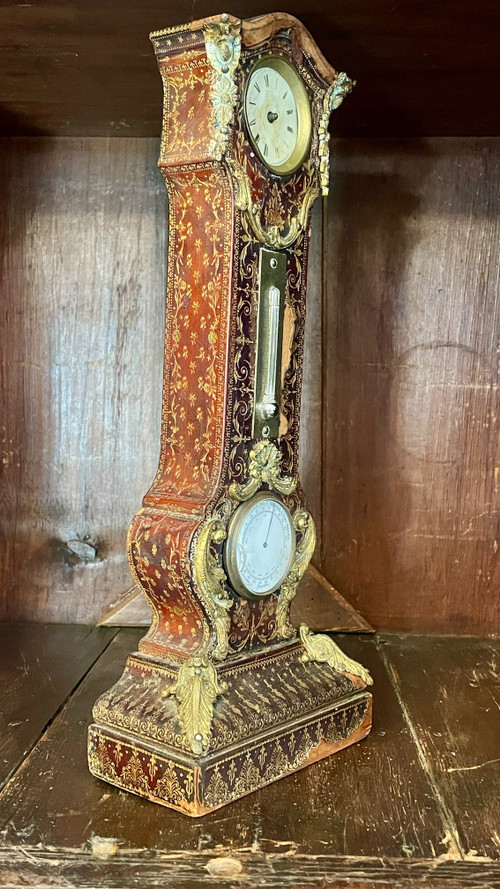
[321,138,499,633]
[0,136,498,633]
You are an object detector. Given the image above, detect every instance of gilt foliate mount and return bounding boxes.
[192,439,316,663]
[88,12,372,816]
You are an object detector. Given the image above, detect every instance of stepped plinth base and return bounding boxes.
[88,639,372,816]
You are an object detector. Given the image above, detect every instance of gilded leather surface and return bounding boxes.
[89,14,367,817]
[127,509,207,659]
[127,30,325,658]
[158,52,214,165]
[92,641,363,755]
[89,634,371,815]
[146,165,233,507]
[89,691,370,815]
[127,160,234,657]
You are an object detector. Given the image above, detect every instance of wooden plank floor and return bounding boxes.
[0,625,498,888]
[0,625,117,791]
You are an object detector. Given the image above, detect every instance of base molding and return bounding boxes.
[88,688,372,816]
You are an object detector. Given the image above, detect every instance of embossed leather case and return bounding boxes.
[88,12,372,817]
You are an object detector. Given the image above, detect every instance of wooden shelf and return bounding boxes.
[0,1,498,137]
[0,625,498,886]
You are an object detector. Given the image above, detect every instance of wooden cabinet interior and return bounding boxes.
[0,1,498,138]
[0,4,498,635]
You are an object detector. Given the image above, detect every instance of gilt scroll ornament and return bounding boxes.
[89,13,371,816]
[228,158,320,249]
[229,439,297,502]
[277,511,317,639]
[192,518,232,662]
[194,439,305,658]
[299,624,373,685]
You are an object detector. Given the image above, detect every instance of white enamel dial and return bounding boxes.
[244,56,312,175]
[225,493,296,599]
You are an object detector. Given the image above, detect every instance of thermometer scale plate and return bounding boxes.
[252,247,287,440]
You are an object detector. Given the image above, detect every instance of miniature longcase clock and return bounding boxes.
[88,12,372,816]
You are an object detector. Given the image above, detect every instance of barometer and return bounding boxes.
[88,12,372,816]
[225,492,296,599]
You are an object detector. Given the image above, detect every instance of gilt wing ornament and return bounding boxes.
[300,624,373,686]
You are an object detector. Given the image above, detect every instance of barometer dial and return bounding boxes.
[225,492,296,599]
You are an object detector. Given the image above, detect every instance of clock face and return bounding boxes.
[244,55,312,175]
[225,493,296,599]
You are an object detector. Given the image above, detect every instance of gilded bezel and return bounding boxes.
[243,54,312,175]
[224,491,296,600]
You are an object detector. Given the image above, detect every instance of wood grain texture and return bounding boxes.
[0,624,116,790]
[290,564,373,632]
[379,634,500,860]
[1,137,499,634]
[0,136,331,628]
[0,631,450,860]
[1,627,499,885]
[322,137,500,634]
[0,137,166,623]
[0,1,498,138]
[1,851,499,889]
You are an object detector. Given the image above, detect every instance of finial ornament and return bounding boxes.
[318,72,355,195]
[204,15,242,159]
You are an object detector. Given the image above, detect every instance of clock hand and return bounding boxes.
[263,513,274,548]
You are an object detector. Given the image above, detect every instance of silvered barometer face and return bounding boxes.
[244,55,312,175]
[225,492,296,599]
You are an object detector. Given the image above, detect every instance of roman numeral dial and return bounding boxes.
[243,55,312,175]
